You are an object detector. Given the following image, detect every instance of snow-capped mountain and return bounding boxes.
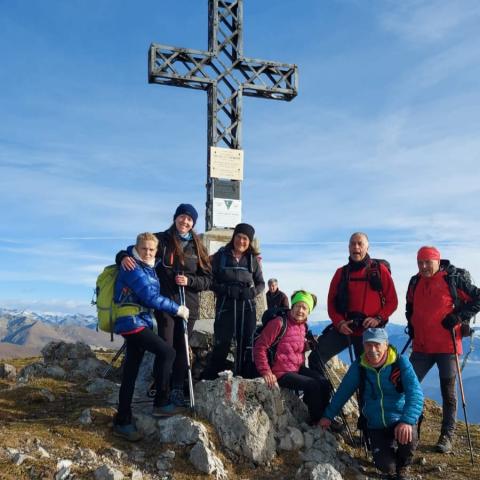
[0,308,121,358]
[0,308,97,330]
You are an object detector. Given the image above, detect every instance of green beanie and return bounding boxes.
[291,290,316,313]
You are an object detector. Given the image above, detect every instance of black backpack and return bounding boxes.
[243,306,290,378]
[406,260,475,336]
[407,260,471,308]
[254,306,290,366]
[335,258,391,314]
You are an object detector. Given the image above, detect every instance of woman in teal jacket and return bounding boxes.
[320,328,423,479]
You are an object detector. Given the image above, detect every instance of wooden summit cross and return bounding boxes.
[148,0,298,231]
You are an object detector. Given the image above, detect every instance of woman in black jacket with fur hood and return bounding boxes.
[117,204,212,407]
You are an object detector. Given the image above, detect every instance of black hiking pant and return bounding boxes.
[309,325,363,370]
[115,327,176,425]
[202,298,256,379]
[409,352,457,436]
[368,423,419,475]
[277,366,331,423]
[156,310,196,390]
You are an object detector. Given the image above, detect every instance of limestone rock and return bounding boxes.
[106,447,125,461]
[0,362,16,380]
[37,446,51,458]
[195,376,300,463]
[41,341,108,379]
[297,462,344,480]
[157,416,209,445]
[189,441,227,479]
[79,408,93,425]
[74,447,97,463]
[17,363,66,382]
[12,452,33,466]
[94,464,125,480]
[278,426,304,451]
[55,459,73,480]
[85,378,118,395]
[42,341,95,363]
[300,427,348,474]
[156,449,175,472]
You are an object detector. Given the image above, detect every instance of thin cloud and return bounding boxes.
[380,0,480,44]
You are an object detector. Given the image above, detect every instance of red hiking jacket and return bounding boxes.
[408,271,468,354]
[327,262,398,336]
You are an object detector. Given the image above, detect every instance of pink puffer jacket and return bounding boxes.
[253,313,306,379]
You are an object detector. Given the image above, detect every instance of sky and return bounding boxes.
[1,0,480,324]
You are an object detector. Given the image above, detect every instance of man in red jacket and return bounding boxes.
[406,246,480,454]
[310,232,398,370]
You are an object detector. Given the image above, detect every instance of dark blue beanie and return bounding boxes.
[173,203,198,226]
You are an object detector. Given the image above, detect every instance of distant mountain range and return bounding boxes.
[0,308,122,359]
[2,308,479,424]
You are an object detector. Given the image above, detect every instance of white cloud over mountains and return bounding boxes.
[1,1,480,320]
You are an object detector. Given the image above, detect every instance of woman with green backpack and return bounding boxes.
[116,204,211,407]
[112,232,189,441]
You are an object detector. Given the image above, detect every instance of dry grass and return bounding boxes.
[1,356,480,479]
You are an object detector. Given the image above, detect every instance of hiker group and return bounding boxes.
[96,204,480,479]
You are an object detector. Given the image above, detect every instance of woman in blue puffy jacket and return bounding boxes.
[113,232,189,441]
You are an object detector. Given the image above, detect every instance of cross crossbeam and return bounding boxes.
[148,0,298,230]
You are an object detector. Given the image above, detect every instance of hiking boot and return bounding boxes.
[112,423,143,442]
[169,388,186,407]
[436,433,453,453]
[152,403,186,418]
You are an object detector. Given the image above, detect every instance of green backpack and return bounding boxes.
[92,265,143,340]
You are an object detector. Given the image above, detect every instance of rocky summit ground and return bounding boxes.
[0,351,479,479]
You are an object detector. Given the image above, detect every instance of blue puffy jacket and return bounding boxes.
[114,246,179,335]
[323,346,424,428]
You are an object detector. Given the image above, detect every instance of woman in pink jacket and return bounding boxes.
[253,290,330,424]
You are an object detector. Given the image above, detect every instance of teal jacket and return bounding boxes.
[323,346,424,429]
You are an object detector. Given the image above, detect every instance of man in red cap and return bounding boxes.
[406,246,480,453]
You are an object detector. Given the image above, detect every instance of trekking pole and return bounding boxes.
[233,298,238,375]
[179,284,195,411]
[451,328,474,465]
[347,334,355,364]
[102,341,126,378]
[317,355,355,445]
[401,338,412,355]
[238,300,245,376]
[347,335,369,457]
[461,325,476,372]
[306,331,355,443]
[401,325,413,355]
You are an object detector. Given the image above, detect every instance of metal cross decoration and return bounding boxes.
[148,0,298,231]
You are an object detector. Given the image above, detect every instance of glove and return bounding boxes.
[240,287,256,300]
[441,313,461,330]
[227,285,241,300]
[461,322,473,337]
[406,323,414,339]
[177,305,190,321]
